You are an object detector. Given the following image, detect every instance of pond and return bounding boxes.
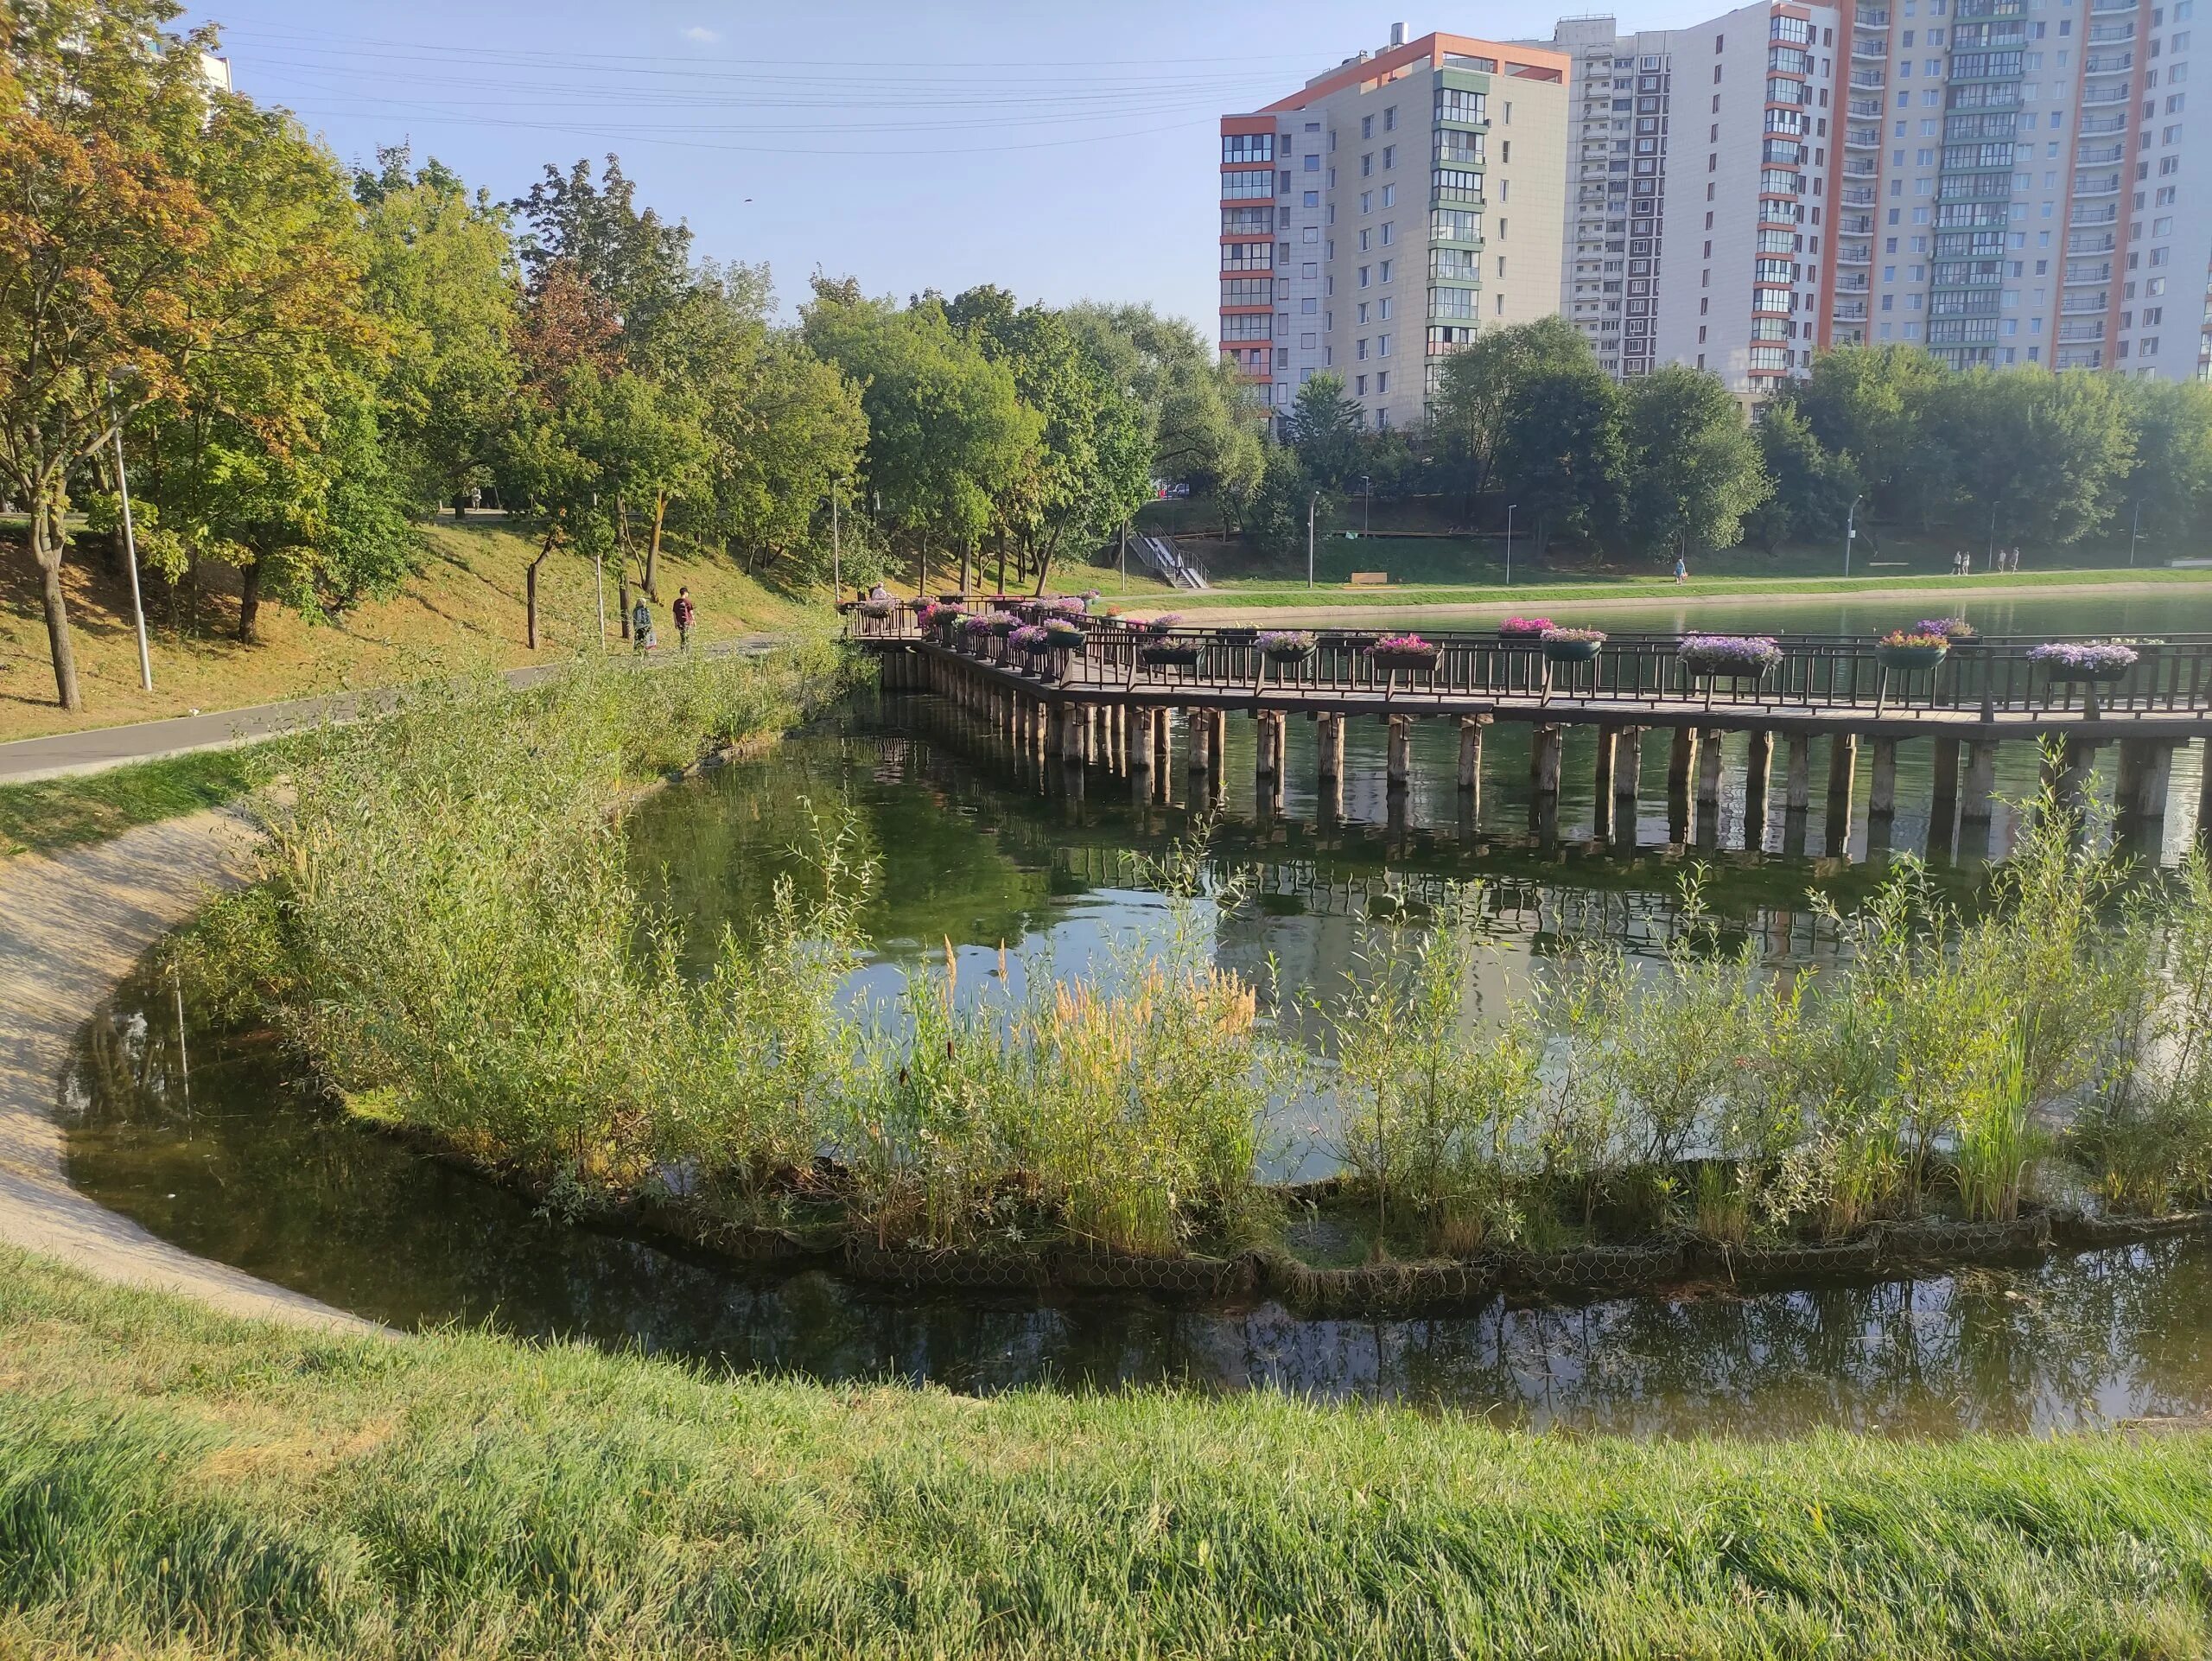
[58,585,2212,1433]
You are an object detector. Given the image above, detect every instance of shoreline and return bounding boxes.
[0,808,375,1331]
[1168,576,2209,626]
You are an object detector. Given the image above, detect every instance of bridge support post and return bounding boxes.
[1458,716,1486,792]
[1961,739,2000,824]
[1153,705,1171,777]
[1210,710,1227,780]
[1129,708,1153,776]
[1742,729,1772,851]
[1613,727,1644,843]
[1531,723,1563,795]
[1185,709,1209,773]
[1386,716,1412,788]
[1784,735,1812,813]
[1824,735,1858,857]
[2044,733,2100,818]
[1666,727,1695,845]
[1041,699,1064,760]
[1928,735,1961,856]
[1695,728,1725,846]
[1868,737,1898,820]
[1317,712,1344,781]
[2136,741,2177,825]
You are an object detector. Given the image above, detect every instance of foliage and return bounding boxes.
[1745,398,1861,551]
[1284,372,1366,491]
[1062,301,1263,498]
[1619,367,1771,562]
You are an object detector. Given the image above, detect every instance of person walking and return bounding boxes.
[1674,554,1688,584]
[631,596,654,653]
[672,586,696,652]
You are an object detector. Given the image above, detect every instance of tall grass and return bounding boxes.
[188,678,2212,1264]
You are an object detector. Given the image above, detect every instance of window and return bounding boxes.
[1362,153,1373,176]
[1356,373,1369,394]
[1361,115,1374,139]
[1221,169,1273,200]
[1382,144,1396,168]
[1381,222,1395,245]
[1357,338,1369,360]
[1358,265,1371,288]
[1379,259,1394,283]
[1378,333,1391,357]
[1304,154,1320,172]
[1383,105,1397,131]
[1222,134,1274,162]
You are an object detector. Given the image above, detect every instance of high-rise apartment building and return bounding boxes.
[1221,9,2212,412]
[1217,28,1570,431]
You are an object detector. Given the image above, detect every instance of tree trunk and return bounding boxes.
[618,568,632,640]
[32,496,82,711]
[645,491,665,599]
[452,493,469,520]
[237,557,263,644]
[958,544,970,597]
[519,532,550,650]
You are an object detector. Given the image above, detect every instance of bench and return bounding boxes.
[1346,571,1389,587]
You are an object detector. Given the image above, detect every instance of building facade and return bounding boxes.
[1217,29,1570,431]
[1222,9,2211,410]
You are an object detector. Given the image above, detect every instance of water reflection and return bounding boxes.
[61,970,2212,1437]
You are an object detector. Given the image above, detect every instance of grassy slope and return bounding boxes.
[0,519,821,745]
[0,746,266,858]
[3,1249,2209,1659]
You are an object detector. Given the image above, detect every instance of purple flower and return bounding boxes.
[1679,634,1782,673]
[2028,641,2138,672]
[1008,624,1052,652]
[1370,633,1434,654]
[1915,616,1977,640]
[1257,629,1316,656]
[1542,627,1607,644]
[1144,614,1183,635]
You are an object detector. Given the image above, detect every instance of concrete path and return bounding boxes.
[0,810,374,1331]
[0,638,779,783]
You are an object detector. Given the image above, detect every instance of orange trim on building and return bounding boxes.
[1256,32,1569,114]
[1818,0,1853,350]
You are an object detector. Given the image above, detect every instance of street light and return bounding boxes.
[2128,497,2142,569]
[1358,474,1372,538]
[106,393,153,692]
[1844,493,1860,580]
[1307,489,1320,589]
[1504,503,1518,587]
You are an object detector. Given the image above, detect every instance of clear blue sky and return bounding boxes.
[181,2,1724,328]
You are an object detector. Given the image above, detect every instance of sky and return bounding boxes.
[181,1,1727,328]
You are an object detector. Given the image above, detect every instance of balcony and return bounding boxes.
[2088,18,2136,40]
[2084,82,2132,102]
[2077,142,2127,166]
[1852,34,1889,56]
[2061,292,2110,313]
[2084,52,2135,74]
[1849,69,1887,88]
[2073,173,2122,196]
[2065,263,2114,283]
[2082,112,2129,134]
[1848,97,1885,119]
[1843,157,1879,177]
[2066,233,2117,254]
[2056,348,2105,368]
[1840,186,1879,208]
[1834,301,1870,321]
[1836,274,1872,293]
[1839,213,1876,235]
[1839,242,1873,264]
[2058,319,2107,341]
[1847,125,1882,149]
[2072,202,2120,224]
[2090,0,2137,11]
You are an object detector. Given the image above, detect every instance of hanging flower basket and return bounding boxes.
[856,596,894,620]
[2029,641,2138,684]
[1140,642,1202,668]
[1679,634,1782,680]
[982,611,1020,638]
[1142,614,1183,636]
[1367,633,1439,674]
[1875,629,1949,672]
[1042,621,1086,652]
[1257,629,1317,664]
[1541,627,1606,665]
[1916,616,1977,643]
[1008,625,1053,660]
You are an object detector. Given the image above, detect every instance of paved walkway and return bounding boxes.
[0,638,777,783]
[0,809,374,1330]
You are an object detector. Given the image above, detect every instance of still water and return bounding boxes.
[57,586,2212,1435]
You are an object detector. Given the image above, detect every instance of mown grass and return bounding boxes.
[3,1247,2209,1659]
[1090,565,2212,610]
[0,746,269,858]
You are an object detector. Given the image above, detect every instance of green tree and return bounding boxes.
[1489,347,1627,556]
[1062,302,1263,507]
[1932,366,2135,548]
[509,156,691,354]
[2116,378,2212,550]
[1286,372,1367,493]
[949,285,1149,592]
[353,143,520,516]
[1242,442,1313,559]
[1620,366,1770,563]
[1744,399,1863,553]
[802,279,1038,593]
[1791,344,1948,524]
[1428,316,1597,509]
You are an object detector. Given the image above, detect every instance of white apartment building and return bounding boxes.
[1223,11,2212,414]
[1217,28,1570,432]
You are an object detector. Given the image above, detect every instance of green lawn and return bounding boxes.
[0,747,269,858]
[3,1247,2209,1658]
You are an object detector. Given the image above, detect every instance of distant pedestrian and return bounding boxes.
[2011,545,2023,573]
[673,586,696,651]
[1674,555,1688,584]
[632,597,655,652]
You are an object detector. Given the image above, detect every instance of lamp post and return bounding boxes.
[107,396,152,692]
[2128,497,2142,569]
[1986,500,1998,572]
[1504,503,1517,587]
[1359,474,1371,538]
[1844,493,1859,580]
[1307,490,1319,589]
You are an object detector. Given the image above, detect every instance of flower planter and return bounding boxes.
[1140,644,1202,668]
[1543,639,1603,665]
[2043,664,2133,684]
[1876,642,1948,672]
[1681,658,1774,682]
[1370,649,1439,675]
[1262,646,1316,665]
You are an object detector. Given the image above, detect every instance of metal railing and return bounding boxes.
[859,620,2212,725]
